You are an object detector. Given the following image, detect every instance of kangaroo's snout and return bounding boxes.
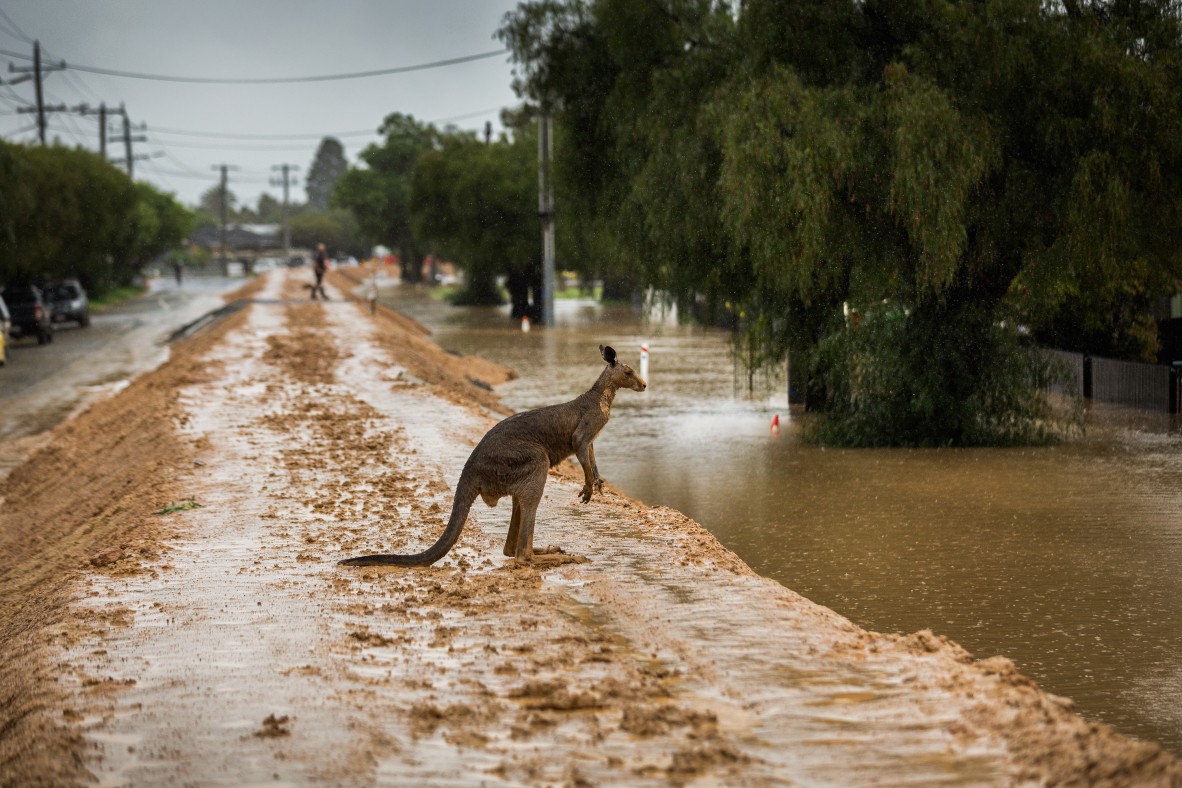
[613,362,646,393]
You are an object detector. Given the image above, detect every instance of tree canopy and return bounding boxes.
[306,137,348,212]
[334,113,439,282]
[500,0,1182,445]
[409,124,541,316]
[0,140,193,295]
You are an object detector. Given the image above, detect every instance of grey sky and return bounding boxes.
[0,1,524,210]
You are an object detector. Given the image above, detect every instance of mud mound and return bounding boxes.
[0,304,248,783]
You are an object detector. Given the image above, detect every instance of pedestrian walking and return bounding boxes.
[312,243,329,300]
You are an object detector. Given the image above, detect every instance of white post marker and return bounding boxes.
[640,342,649,383]
[522,315,531,333]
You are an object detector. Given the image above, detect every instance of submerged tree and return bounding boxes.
[501,0,1182,446]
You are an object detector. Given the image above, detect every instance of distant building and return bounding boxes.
[189,223,281,253]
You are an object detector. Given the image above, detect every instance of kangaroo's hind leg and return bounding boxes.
[512,462,570,561]
[503,499,522,557]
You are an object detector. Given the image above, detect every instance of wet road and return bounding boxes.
[0,275,242,476]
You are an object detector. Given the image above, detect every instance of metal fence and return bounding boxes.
[1091,356,1175,412]
[1041,349,1179,413]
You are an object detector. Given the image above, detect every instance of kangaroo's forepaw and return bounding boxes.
[594,478,605,493]
[579,487,593,503]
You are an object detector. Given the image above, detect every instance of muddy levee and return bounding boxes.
[2,267,1179,787]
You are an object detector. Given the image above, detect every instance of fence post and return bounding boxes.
[1171,366,1180,415]
[1083,355,1093,399]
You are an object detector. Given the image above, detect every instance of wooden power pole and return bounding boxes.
[538,111,556,327]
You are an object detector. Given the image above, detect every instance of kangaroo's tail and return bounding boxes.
[338,474,478,567]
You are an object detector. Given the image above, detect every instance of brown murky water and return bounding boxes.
[384,284,1182,757]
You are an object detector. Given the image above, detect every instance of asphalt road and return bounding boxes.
[0,275,243,476]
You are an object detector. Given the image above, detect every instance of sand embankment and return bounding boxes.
[1,267,1178,786]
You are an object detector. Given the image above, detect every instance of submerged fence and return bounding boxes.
[1041,349,1180,413]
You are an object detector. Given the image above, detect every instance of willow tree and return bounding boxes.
[502,0,1182,446]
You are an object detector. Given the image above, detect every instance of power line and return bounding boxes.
[147,137,355,152]
[135,105,507,143]
[0,46,508,84]
[0,8,34,44]
[149,125,380,142]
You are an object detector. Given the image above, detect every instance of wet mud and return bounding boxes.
[1,267,1180,786]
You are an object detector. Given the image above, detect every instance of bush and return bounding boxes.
[806,302,1080,447]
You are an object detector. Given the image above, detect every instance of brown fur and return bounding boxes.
[340,345,646,566]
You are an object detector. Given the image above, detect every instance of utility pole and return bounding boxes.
[113,105,147,178]
[73,102,110,158]
[537,110,556,327]
[5,40,65,145]
[270,164,299,262]
[212,164,239,275]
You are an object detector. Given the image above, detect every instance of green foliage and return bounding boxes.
[333,113,439,282]
[155,497,204,515]
[305,137,348,212]
[500,0,1182,446]
[288,209,366,258]
[408,127,539,310]
[0,140,193,295]
[808,303,1071,447]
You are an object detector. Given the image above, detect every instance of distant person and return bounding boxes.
[173,259,185,286]
[312,243,329,300]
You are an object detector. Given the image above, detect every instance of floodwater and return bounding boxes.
[382,284,1182,757]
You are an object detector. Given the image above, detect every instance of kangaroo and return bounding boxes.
[340,344,647,567]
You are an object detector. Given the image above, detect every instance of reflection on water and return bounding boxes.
[383,285,1182,756]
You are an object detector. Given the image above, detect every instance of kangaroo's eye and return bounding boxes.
[625,370,633,376]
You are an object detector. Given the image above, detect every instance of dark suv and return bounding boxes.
[3,285,55,345]
[45,278,90,327]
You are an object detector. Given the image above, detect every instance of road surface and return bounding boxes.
[0,275,241,477]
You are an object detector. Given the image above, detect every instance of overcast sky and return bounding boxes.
[0,1,524,210]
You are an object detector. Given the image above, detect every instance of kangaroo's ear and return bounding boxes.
[600,345,617,367]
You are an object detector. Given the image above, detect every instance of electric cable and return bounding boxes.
[0,8,34,44]
[0,46,509,84]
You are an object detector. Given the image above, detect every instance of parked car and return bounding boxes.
[44,278,90,328]
[3,285,54,345]
[0,294,10,366]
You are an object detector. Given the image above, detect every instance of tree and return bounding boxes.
[334,114,438,282]
[289,209,366,258]
[409,126,540,315]
[255,193,284,224]
[197,183,236,222]
[306,137,347,211]
[0,140,193,294]
[501,0,1182,446]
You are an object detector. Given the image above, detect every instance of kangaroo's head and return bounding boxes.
[599,344,647,393]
